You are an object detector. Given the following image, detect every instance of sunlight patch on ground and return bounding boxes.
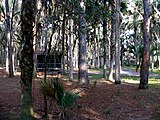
[149,81,160,84]
[122,77,160,85]
[98,79,114,84]
[33,112,42,119]
[15,71,21,76]
[123,79,139,84]
[85,108,100,116]
[70,88,86,97]
[88,69,102,74]
[0,67,4,69]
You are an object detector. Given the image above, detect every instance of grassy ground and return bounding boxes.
[88,68,160,88]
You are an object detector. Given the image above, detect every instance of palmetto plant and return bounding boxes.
[41,78,78,119]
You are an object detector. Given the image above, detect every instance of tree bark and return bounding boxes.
[103,0,107,79]
[78,0,88,85]
[139,0,151,89]
[115,0,121,84]
[62,9,66,74]
[69,19,73,81]
[20,0,36,119]
[5,0,14,77]
[96,27,100,69]
[93,26,96,68]
[108,0,115,81]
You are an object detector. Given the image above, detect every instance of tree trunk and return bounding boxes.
[108,0,115,81]
[10,0,16,76]
[62,10,66,74]
[43,18,48,117]
[33,2,38,78]
[43,5,48,117]
[5,0,14,77]
[103,0,107,79]
[78,0,88,85]
[133,9,139,71]
[96,27,100,69]
[115,0,121,84]
[93,26,96,68]
[20,0,36,119]
[21,85,34,119]
[139,0,151,89]
[159,32,160,70]
[69,19,73,81]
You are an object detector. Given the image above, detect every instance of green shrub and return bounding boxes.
[41,78,78,119]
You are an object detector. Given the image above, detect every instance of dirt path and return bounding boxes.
[121,68,160,77]
[88,67,160,77]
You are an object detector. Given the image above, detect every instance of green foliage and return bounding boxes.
[121,1,128,13]
[41,78,78,119]
[41,80,55,97]
[41,78,78,109]
[62,91,78,108]
[89,73,103,80]
[53,78,65,105]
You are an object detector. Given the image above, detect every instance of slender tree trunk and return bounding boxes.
[33,0,38,78]
[10,0,16,75]
[78,0,88,85]
[20,0,36,119]
[96,27,100,69]
[66,34,69,71]
[5,0,14,77]
[108,1,115,81]
[93,26,96,68]
[115,0,121,84]
[5,45,9,73]
[103,0,107,79]
[69,19,73,81]
[139,0,151,89]
[5,1,9,74]
[3,45,6,66]
[159,32,160,70]
[62,10,66,74]
[43,5,48,116]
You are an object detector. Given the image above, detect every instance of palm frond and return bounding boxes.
[41,80,55,98]
[62,91,78,108]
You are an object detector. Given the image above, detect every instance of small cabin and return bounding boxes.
[36,51,62,72]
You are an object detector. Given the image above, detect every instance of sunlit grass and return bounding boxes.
[88,68,103,72]
[88,73,103,80]
[121,76,160,88]
[149,78,160,89]
[151,69,160,75]
[65,68,160,89]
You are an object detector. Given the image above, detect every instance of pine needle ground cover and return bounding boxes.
[0,68,160,120]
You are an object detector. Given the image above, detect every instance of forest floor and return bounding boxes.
[0,67,160,120]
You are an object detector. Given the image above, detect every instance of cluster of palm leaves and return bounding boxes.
[41,78,78,119]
